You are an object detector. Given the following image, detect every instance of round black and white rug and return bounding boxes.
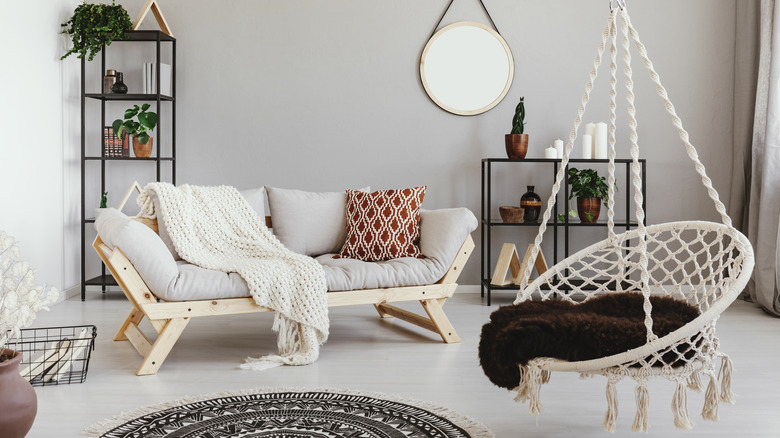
[84,389,493,438]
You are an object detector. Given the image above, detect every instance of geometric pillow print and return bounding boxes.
[335,186,427,262]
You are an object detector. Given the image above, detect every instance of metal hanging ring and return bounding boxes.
[609,0,626,11]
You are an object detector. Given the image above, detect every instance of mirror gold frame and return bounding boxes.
[420,21,514,116]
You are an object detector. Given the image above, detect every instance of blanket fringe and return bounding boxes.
[240,314,321,370]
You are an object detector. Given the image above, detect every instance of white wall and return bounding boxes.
[3,0,738,295]
[0,0,80,297]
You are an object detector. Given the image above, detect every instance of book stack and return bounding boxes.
[142,62,172,96]
[103,127,128,157]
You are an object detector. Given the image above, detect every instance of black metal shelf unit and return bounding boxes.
[480,158,647,305]
[80,30,176,300]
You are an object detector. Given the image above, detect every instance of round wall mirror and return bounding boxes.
[420,21,514,116]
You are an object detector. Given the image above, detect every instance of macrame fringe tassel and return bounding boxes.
[719,355,735,404]
[701,373,720,421]
[631,381,650,432]
[687,370,704,392]
[513,365,530,403]
[527,366,544,416]
[671,381,694,430]
[603,380,619,433]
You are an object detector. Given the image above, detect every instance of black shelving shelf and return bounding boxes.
[484,220,639,227]
[80,30,176,301]
[116,30,175,42]
[85,93,174,101]
[480,157,647,305]
[84,275,118,287]
[85,156,175,161]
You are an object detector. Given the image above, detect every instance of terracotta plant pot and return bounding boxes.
[0,349,37,438]
[505,133,528,159]
[577,197,602,223]
[133,136,153,158]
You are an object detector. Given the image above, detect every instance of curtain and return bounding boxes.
[731,0,780,316]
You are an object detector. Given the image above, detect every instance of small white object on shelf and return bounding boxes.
[544,146,558,159]
[581,134,593,159]
[554,139,564,158]
[594,122,608,159]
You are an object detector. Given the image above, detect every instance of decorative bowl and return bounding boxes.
[499,206,525,223]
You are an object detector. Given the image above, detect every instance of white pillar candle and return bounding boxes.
[585,123,597,138]
[594,122,608,159]
[554,139,564,158]
[545,146,558,159]
[584,123,597,158]
[581,134,593,159]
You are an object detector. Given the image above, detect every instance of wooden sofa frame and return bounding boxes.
[93,216,475,375]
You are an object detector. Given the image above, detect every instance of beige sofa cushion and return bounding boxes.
[95,207,477,301]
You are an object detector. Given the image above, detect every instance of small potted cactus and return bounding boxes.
[505,96,528,159]
[95,192,108,219]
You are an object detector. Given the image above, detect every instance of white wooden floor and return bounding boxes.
[26,290,780,437]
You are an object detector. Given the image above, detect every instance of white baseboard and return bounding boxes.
[58,284,82,303]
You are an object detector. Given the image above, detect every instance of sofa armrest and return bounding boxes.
[419,208,478,268]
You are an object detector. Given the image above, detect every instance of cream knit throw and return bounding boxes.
[137,182,329,370]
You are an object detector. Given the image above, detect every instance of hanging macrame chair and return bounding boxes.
[507,1,755,432]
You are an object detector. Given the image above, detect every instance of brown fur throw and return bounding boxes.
[479,292,700,390]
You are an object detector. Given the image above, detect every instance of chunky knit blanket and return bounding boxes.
[137,182,329,370]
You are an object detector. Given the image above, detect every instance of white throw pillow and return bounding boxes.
[265,186,368,257]
[94,208,179,297]
[239,187,266,218]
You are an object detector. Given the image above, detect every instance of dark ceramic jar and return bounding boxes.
[520,185,541,223]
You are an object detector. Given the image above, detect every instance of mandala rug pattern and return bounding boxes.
[84,388,493,438]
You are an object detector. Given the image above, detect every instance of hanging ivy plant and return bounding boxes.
[61,2,132,61]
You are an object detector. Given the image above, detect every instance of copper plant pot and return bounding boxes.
[133,136,153,158]
[577,197,602,223]
[505,133,528,159]
[0,349,37,438]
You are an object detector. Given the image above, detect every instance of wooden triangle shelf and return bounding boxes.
[490,243,548,287]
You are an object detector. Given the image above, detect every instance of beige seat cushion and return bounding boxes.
[95,207,477,301]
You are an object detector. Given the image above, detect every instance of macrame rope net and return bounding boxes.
[509,5,754,432]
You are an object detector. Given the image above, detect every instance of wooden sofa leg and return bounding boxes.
[114,308,144,341]
[420,299,461,344]
[136,317,190,376]
[374,304,394,318]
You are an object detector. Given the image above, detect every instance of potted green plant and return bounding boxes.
[505,96,528,159]
[113,104,158,158]
[60,2,132,61]
[558,168,611,223]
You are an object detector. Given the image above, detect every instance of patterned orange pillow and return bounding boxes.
[335,187,427,261]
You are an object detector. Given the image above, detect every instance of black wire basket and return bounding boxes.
[6,325,97,387]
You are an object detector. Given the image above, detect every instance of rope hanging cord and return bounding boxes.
[517,5,734,299]
[427,0,502,42]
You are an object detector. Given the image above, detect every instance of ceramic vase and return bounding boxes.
[577,197,602,223]
[133,137,153,158]
[520,186,541,223]
[0,349,37,438]
[111,71,127,94]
